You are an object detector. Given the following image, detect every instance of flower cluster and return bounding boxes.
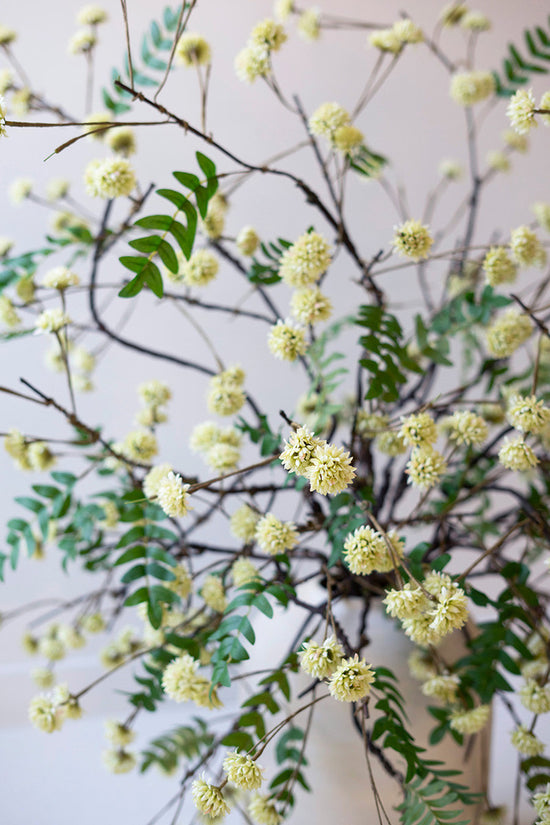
[84,157,136,198]
[162,653,221,708]
[449,704,490,735]
[175,32,211,67]
[328,655,375,702]
[486,310,532,358]
[267,319,307,361]
[308,102,363,154]
[498,437,538,472]
[278,231,332,287]
[482,246,517,286]
[191,776,230,819]
[507,394,550,434]
[343,525,403,575]
[207,366,246,417]
[255,513,298,555]
[393,220,434,260]
[406,446,447,490]
[385,572,469,647]
[280,428,356,495]
[450,71,495,106]
[223,751,264,789]
[230,503,260,543]
[444,410,488,447]
[509,225,547,269]
[299,635,344,679]
[235,18,286,83]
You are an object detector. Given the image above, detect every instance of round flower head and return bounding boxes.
[428,582,468,638]
[235,44,271,83]
[102,749,136,774]
[81,612,105,634]
[298,9,320,41]
[11,87,31,117]
[328,655,375,702]
[375,430,407,456]
[532,202,550,233]
[205,442,240,473]
[393,220,433,260]
[192,777,229,819]
[0,25,17,45]
[439,159,463,180]
[507,394,550,434]
[35,309,71,334]
[406,446,447,490]
[104,720,135,747]
[280,427,324,476]
[344,525,402,575]
[190,422,224,453]
[157,472,192,518]
[461,11,491,31]
[175,33,211,67]
[32,667,55,689]
[440,4,468,26]
[275,0,293,21]
[533,784,550,819]
[249,794,282,825]
[28,442,57,472]
[143,463,172,500]
[510,226,547,269]
[421,674,460,704]
[250,19,287,52]
[105,126,136,157]
[482,246,517,286]
[199,193,227,239]
[138,379,171,408]
[393,19,423,44]
[84,157,136,198]
[255,513,298,555]
[223,751,263,789]
[510,725,545,756]
[445,410,488,446]
[279,231,332,286]
[28,694,64,733]
[487,150,510,173]
[299,634,344,679]
[162,652,199,701]
[507,89,537,134]
[449,704,490,735]
[384,584,430,620]
[182,249,219,287]
[498,437,538,472]
[519,679,550,714]
[83,111,111,140]
[230,503,260,543]
[306,442,356,495]
[291,286,332,325]
[503,129,528,153]
[201,575,227,612]
[68,29,96,55]
[77,5,108,25]
[369,28,402,54]
[450,71,495,107]
[308,102,350,141]
[121,430,158,462]
[333,125,363,155]
[356,412,389,439]
[207,382,245,417]
[10,178,33,204]
[166,563,192,599]
[540,90,550,126]
[0,296,20,328]
[236,225,260,256]
[44,178,69,202]
[268,320,307,361]
[486,310,532,358]
[42,266,80,290]
[231,557,260,586]
[399,412,437,447]
[0,69,12,95]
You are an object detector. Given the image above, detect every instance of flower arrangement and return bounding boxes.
[1,2,550,824]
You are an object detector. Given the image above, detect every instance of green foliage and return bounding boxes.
[140,718,214,774]
[397,774,476,825]
[246,237,291,286]
[492,19,550,97]
[349,145,388,178]
[374,668,479,825]
[307,316,354,430]
[210,583,294,689]
[102,5,184,114]
[119,152,218,298]
[356,305,422,402]
[236,414,282,456]
[325,491,365,567]
[430,286,511,338]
